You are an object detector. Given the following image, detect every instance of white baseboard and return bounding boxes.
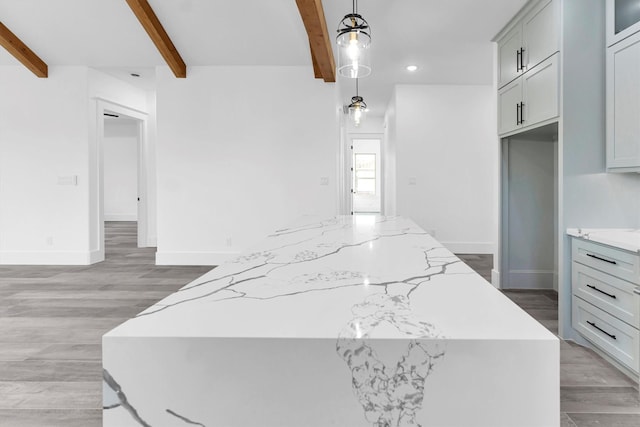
[0,250,95,265]
[104,214,138,221]
[505,270,555,289]
[155,250,239,266]
[441,241,494,254]
[88,249,104,264]
[491,269,500,289]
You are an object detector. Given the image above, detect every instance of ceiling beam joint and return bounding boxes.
[296,0,336,83]
[125,0,187,78]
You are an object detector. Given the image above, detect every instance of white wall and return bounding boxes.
[104,119,138,221]
[390,85,496,254]
[155,66,338,265]
[0,66,91,264]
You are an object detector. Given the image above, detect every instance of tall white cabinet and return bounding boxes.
[495,0,622,358]
[606,0,640,172]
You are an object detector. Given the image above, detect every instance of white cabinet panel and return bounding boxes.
[498,78,522,134]
[498,54,559,135]
[607,0,640,47]
[498,24,523,88]
[607,32,640,171]
[522,55,559,127]
[522,0,559,71]
[497,0,558,89]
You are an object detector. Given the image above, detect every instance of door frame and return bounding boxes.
[92,98,150,262]
[341,133,384,215]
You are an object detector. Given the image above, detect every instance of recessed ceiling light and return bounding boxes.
[406,65,418,72]
[130,73,141,77]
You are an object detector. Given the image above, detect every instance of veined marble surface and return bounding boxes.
[103,216,559,427]
[106,215,552,340]
[567,228,640,253]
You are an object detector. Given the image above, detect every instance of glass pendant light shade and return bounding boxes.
[337,10,371,78]
[348,95,367,127]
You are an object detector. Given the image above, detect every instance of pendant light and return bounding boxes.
[347,79,367,127]
[336,0,371,79]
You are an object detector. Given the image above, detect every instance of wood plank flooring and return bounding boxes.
[0,224,636,426]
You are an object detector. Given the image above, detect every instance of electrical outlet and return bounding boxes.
[320,177,329,186]
[409,177,417,185]
[46,236,53,246]
[226,237,232,247]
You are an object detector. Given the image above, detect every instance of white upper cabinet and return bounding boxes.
[607,32,640,171]
[498,25,523,89]
[606,0,640,47]
[522,0,559,71]
[498,53,559,135]
[522,54,560,127]
[497,0,559,89]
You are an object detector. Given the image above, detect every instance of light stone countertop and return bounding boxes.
[105,215,555,341]
[567,228,640,253]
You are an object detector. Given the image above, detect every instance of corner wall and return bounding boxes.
[390,84,497,254]
[155,66,338,265]
[0,66,91,264]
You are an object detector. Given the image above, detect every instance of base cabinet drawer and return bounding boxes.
[573,262,640,328]
[572,238,640,284]
[573,297,639,373]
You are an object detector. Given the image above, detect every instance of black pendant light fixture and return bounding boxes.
[336,0,371,79]
[347,79,367,127]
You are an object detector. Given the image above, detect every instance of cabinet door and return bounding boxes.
[607,0,640,48]
[522,54,559,128]
[498,24,523,89]
[607,33,640,170]
[498,78,522,135]
[522,0,559,71]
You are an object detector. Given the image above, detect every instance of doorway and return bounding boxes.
[103,112,143,253]
[500,123,558,290]
[351,138,382,214]
[92,99,150,264]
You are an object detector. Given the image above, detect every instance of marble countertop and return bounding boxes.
[105,216,555,341]
[567,228,640,253]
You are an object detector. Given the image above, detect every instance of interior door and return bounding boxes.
[351,139,381,214]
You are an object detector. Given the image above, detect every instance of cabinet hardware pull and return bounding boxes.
[586,253,617,265]
[519,102,525,123]
[586,284,617,299]
[586,321,616,340]
[516,103,521,125]
[519,48,526,71]
[634,288,640,296]
[516,49,521,72]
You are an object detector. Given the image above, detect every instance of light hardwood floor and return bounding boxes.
[0,224,637,426]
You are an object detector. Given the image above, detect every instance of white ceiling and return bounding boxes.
[0,0,528,116]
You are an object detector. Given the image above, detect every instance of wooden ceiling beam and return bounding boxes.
[125,0,186,78]
[296,0,336,83]
[0,22,48,78]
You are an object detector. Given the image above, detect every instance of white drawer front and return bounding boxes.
[572,238,640,284]
[573,263,640,329]
[573,297,639,373]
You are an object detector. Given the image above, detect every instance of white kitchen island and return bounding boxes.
[103,216,559,427]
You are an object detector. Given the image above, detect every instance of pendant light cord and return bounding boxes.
[353,0,357,14]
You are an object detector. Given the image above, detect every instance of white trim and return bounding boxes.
[155,251,240,266]
[0,251,97,265]
[491,269,501,288]
[93,98,153,263]
[442,241,494,254]
[147,235,157,247]
[104,214,138,221]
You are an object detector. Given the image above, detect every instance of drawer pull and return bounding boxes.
[586,284,617,299]
[634,288,640,296]
[586,253,617,265]
[586,320,617,340]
